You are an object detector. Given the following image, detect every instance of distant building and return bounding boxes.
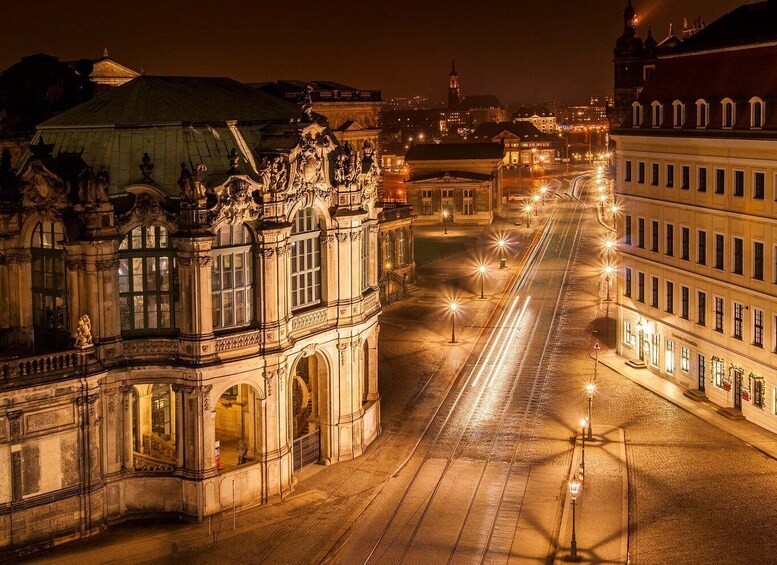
[386,96,431,111]
[613,0,777,433]
[513,106,557,134]
[405,143,504,224]
[461,95,507,129]
[84,49,140,94]
[471,121,556,169]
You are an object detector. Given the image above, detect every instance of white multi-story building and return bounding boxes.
[0,76,382,549]
[614,1,777,433]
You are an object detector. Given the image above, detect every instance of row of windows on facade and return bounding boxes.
[420,189,477,216]
[30,208,370,336]
[624,160,771,200]
[632,97,766,129]
[622,321,770,410]
[624,267,772,350]
[624,216,773,281]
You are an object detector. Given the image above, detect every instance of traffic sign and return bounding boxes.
[591,340,602,351]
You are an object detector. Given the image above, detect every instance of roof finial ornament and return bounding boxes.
[228,148,240,175]
[302,84,314,119]
[103,47,109,59]
[139,152,154,182]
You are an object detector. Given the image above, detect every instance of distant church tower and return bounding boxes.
[448,58,461,110]
[610,0,645,128]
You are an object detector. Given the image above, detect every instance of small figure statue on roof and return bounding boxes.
[228,148,241,175]
[139,152,154,183]
[302,85,314,119]
[178,162,208,205]
[95,166,110,203]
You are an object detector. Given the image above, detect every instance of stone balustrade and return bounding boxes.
[0,350,80,379]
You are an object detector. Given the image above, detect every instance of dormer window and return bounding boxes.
[750,97,765,129]
[721,98,735,129]
[696,99,709,128]
[651,101,663,128]
[632,102,644,127]
[672,100,685,128]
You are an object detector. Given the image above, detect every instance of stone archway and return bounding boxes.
[214,383,263,470]
[291,350,329,470]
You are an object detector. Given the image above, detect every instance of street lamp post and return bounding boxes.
[478,264,487,299]
[580,418,588,472]
[449,301,458,343]
[442,209,449,235]
[523,204,532,228]
[568,479,581,560]
[498,239,506,268]
[585,383,595,441]
[532,194,540,215]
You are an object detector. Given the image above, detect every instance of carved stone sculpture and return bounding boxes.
[259,156,289,193]
[211,179,262,226]
[228,148,240,175]
[19,159,68,219]
[78,166,110,205]
[178,162,208,205]
[75,314,94,348]
[139,152,154,182]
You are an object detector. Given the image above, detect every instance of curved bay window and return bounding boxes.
[31,221,68,346]
[212,225,253,329]
[118,225,176,332]
[151,384,172,440]
[290,208,321,311]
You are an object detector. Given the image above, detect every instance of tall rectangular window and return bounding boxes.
[665,339,675,375]
[681,227,690,260]
[666,164,675,188]
[651,276,659,308]
[651,220,659,252]
[753,242,764,280]
[681,347,690,372]
[698,230,707,265]
[625,216,632,246]
[638,272,645,302]
[733,302,744,339]
[666,281,674,313]
[715,169,725,194]
[665,224,674,256]
[625,267,632,298]
[638,162,645,184]
[651,163,659,186]
[682,166,690,189]
[715,234,724,270]
[625,161,632,182]
[681,286,689,319]
[715,297,724,332]
[754,172,765,200]
[638,218,645,249]
[733,237,743,275]
[698,167,707,192]
[698,291,706,326]
[734,170,744,197]
[753,308,764,347]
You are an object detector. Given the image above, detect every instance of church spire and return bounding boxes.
[450,57,457,77]
[448,58,461,110]
[624,0,637,31]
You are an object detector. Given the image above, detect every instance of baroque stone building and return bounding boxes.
[0,76,382,550]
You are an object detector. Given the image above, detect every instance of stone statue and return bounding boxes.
[78,166,110,205]
[95,166,110,202]
[178,162,208,204]
[75,314,93,348]
[259,156,288,193]
[139,152,154,182]
[228,148,240,175]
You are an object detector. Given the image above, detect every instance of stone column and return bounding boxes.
[172,384,185,470]
[120,384,133,470]
[173,233,216,363]
[258,225,291,350]
[8,251,32,348]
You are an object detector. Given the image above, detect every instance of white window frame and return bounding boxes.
[632,102,644,127]
[651,101,663,128]
[681,346,690,373]
[750,97,765,129]
[721,98,735,129]
[290,207,323,311]
[665,339,675,375]
[696,99,709,128]
[211,224,253,330]
[672,100,685,128]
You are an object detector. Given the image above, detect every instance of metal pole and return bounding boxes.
[480,273,485,300]
[451,312,456,343]
[444,216,447,235]
[571,498,578,559]
[232,479,236,531]
[594,350,599,381]
[581,426,586,471]
[587,395,593,441]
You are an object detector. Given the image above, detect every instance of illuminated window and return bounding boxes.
[151,384,172,440]
[681,347,690,372]
[211,224,253,330]
[118,225,176,332]
[665,339,675,375]
[31,221,68,340]
[290,207,322,311]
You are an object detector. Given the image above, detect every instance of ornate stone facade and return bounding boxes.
[0,76,382,552]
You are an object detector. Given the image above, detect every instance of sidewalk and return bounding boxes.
[599,350,777,460]
[555,425,628,564]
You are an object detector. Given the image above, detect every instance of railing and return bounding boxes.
[378,202,414,222]
[133,452,175,473]
[293,428,321,472]
[290,307,328,332]
[142,433,176,463]
[0,350,80,379]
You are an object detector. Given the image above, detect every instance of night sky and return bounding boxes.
[4,0,747,105]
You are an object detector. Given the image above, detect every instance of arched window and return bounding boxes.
[632,103,643,127]
[151,384,171,440]
[696,99,709,128]
[211,224,253,329]
[31,221,68,342]
[361,226,370,291]
[397,230,407,266]
[651,101,663,128]
[118,225,176,332]
[721,98,735,129]
[383,233,395,269]
[290,208,322,311]
[672,100,685,128]
[750,97,765,129]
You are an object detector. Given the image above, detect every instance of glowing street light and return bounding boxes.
[602,236,616,254]
[497,238,507,268]
[585,383,595,440]
[449,301,459,343]
[539,184,549,197]
[523,203,533,227]
[532,193,541,215]
[442,209,449,235]
[568,479,581,560]
[602,264,615,302]
[477,264,487,299]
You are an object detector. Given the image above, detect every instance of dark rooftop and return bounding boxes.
[461,95,503,110]
[406,170,493,183]
[471,121,552,141]
[405,142,504,161]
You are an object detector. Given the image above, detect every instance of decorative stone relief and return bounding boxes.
[19,159,67,220]
[74,314,94,348]
[210,179,262,225]
[96,259,119,271]
[78,166,110,205]
[258,156,289,193]
[334,141,362,188]
[7,410,22,442]
[336,343,348,365]
[178,162,208,205]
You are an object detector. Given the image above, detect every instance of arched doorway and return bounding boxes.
[291,352,328,471]
[130,384,177,472]
[214,384,262,471]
